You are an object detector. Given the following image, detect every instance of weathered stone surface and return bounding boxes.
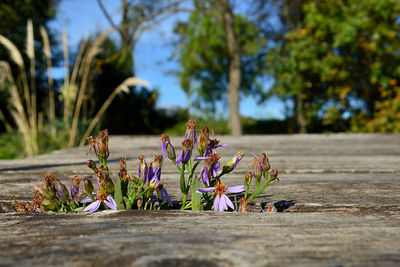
[0,134,399,266]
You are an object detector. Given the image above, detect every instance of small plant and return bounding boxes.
[15,119,279,213]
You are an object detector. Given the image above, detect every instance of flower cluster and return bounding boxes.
[21,119,279,213]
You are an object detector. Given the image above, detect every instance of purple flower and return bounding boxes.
[154,181,172,206]
[194,152,221,186]
[184,119,198,147]
[176,139,192,166]
[82,188,117,212]
[197,182,245,212]
[138,155,148,182]
[69,176,80,200]
[161,134,176,160]
[148,155,163,182]
[204,138,228,157]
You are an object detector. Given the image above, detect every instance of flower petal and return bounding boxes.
[196,187,215,193]
[214,194,220,211]
[162,189,172,206]
[193,156,209,161]
[80,197,93,203]
[203,168,210,186]
[104,195,117,210]
[224,194,235,210]
[218,194,227,211]
[84,200,101,212]
[226,185,245,193]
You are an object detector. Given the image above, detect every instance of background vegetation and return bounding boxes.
[0,0,399,158]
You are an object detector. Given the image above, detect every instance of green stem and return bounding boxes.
[244,183,249,199]
[181,193,188,210]
[101,158,109,172]
[186,161,200,192]
[234,195,238,212]
[180,164,186,193]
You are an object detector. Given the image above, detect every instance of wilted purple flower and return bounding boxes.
[194,152,221,186]
[197,127,210,154]
[148,155,163,182]
[55,181,69,203]
[176,139,192,166]
[196,182,245,212]
[184,119,198,147]
[82,188,117,213]
[154,181,172,206]
[204,138,228,156]
[87,129,109,160]
[138,155,148,182]
[161,134,176,160]
[69,176,80,200]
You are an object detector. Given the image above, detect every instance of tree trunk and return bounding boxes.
[221,0,242,136]
[296,93,307,133]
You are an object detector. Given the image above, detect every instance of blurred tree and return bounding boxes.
[91,38,186,134]
[0,0,60,132]
[96,0,186,134]
[174,0,267,135]
[97,0,180,76]
[267,0,400,132]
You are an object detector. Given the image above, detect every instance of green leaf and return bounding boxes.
[123,196,132,210]
[191,176,203,211]
[114,177,125,210]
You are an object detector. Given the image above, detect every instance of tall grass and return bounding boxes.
[0,22,149,157]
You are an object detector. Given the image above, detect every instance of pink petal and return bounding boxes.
[224,194,235,209]
[219,194,228,211]
[104,195,117,210]
[214,195,220,211]
[227,185,245,193]
[84,200,101,212]
[196,187,215,193]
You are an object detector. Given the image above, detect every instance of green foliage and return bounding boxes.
[0,132,24,159]
[174,0,267,114]
[268,0,400,132]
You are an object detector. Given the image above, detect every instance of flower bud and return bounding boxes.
[55,182,70,203]
[244,172,253,186]
[161,134,176,160]
[41,199,59,211]
[261,153,270,174]
[87,160,97,171]
[221,152,244,175]
[250,153,263,182]
[36,185,53,200]
[87,129,109,161]
[137,199,143,209]
[138,155,149,182]
[268,170,279,182]
[84,178,94,194]
[147,182,155,198]
[184,119,197,148]
[197,127,210,154]
[103,178,115,194]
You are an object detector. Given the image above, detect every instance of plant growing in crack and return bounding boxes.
[15,119,280,213]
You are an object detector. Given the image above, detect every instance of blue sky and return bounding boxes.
[50,0,285,120]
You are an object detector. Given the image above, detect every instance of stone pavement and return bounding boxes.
[0,134,399,266]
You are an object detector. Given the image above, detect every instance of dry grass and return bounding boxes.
[0,23,149,157]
